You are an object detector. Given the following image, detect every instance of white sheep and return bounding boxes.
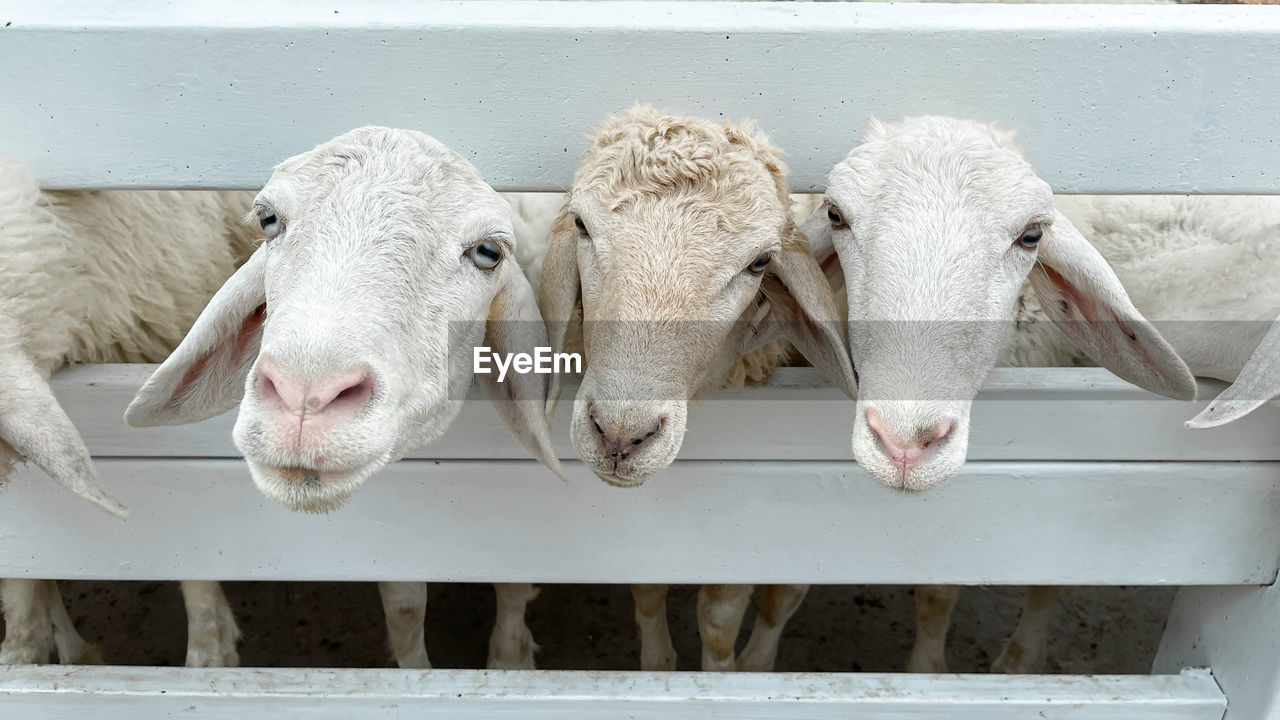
[538,106,856,671]
[126,126,565,670]
[1049,195,1279,430]
[796,115,1276,673]
[0,156,257,665]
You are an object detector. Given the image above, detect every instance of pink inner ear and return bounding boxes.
[173,303,267,404]
[1042,265,1100,322]
[1041,265,1159,373]
[818,251,840,276]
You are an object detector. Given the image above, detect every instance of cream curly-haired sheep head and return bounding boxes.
[805,115,1195,492]
[541,106,855,487]
[127,126,562,512]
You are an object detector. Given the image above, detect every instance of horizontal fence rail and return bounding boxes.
[2,2,1280,192]
[0,667,1228,719]
[2,365,1276,584]
[50,366,1280,462]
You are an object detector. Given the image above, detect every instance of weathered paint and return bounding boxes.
[0,2,1277,192]
[0,666,1226,719]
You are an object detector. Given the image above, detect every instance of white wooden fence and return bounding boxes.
[2,2,1279,718]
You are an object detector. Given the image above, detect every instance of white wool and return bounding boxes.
[0,155,257,667]
[0,156,256,480]
[0,158,258,375]
[503,192,567,297]
[1000,195,1280,368]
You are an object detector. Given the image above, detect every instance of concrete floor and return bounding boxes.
[40,581,1173,672]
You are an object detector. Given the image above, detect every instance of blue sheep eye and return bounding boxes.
[1018,226,1043,249]
[469,239,503,270]
[258,210,282,238]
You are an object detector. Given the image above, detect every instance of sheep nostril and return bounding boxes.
[258,374,279,401]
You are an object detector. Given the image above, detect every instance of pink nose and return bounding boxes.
[255,356,373,420]
[866,408,954,470]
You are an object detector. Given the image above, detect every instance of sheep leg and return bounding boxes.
[906,585,961,672]
[631,584,676,670]
[697,584,753,672]
[0,579,55,664]
[991,586,1061,674]
[48,582,101,664]
[735,584,809,672]
[488,583,540,669]
[180,581,240,667]
[378,582,430,669]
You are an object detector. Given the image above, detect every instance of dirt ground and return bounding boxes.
[37,581,1173,672]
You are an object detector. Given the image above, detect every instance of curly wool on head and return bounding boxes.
[574,105,792,242]
[553,105,797,391]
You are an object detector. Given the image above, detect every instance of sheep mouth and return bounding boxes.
[592,470,648,489]
[246,458,384,514]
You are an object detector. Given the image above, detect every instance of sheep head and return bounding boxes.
[540,106,853,487]
[808,115,1194,492]
[126,126,562,512]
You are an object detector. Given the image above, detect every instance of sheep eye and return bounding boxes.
[827,206,847,229]
[748,253,772,274]
[1018,226,1043,249]
[573,216,589,237]
[468,239,503,270]
[259,210,283,238]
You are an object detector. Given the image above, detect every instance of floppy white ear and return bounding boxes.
[480,259,568,482]
[747,203,847,354]
[125,248,268,427]
[1029,211,1196,401]
[0,345,128,518]
[1187,316,1280,428]
[798,202,846,292]
[536,211,582,419]
[754,227,858,399]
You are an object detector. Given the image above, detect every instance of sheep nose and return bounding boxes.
[584,397,666,465]
[256,356,374,420]
[865,407,953,470]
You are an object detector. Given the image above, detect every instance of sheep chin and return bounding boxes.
[247,458,385,514]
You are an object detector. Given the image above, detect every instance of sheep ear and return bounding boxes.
[745,202,846,351]
[481,260,568,482]
[1029,211,1196,401]
[755,227,858,399]
[1187,316,1280,428]
[125,248,268,427]
[798,201,846,293]
[0,345,128,518]
[537,211,582,420]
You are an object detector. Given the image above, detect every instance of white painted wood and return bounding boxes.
[1156,584,1280,720]
[0,666,1227,719]
[2,2,1279,192]
[49,365,1280,461]
[2,457,1277,584]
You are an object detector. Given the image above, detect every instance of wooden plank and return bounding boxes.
[1,2,1277,192]
[50,365,1280,462]
[1157,584,1280,720]
[2,458,1276,584]
[0,666,1227,719]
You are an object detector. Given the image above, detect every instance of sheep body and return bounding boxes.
[0,162,258,375]
[1002,194,1280,371]
[0,155,257,666]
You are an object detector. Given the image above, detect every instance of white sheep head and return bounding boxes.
[540,106,854,487]
[807,115,1195,492]
[127,126,563,512]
